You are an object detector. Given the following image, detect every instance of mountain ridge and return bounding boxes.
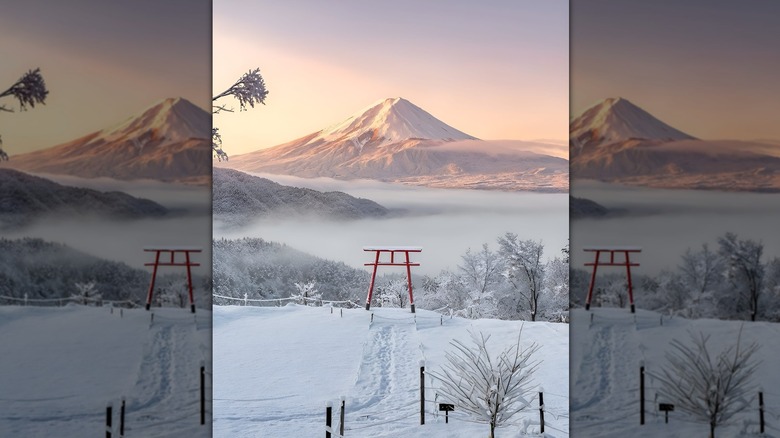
[224,97,568,192]
[3,97,211,185]
[0,169,168,230]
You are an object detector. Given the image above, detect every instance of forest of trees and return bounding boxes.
[214,235,570,322]
[571,232,780,322]
[0,238,211,308]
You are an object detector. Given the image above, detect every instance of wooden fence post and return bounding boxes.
[339,397,345,436]
[120,398,125,437]
[539,388,545,433]
[200,361,206,425]
[106,403,113,438]
[640,362,645,425]
[420,361,426,425]
[759,390,765,434]
[326,402,332,438]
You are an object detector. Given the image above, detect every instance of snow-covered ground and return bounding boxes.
[0,305,211,437]
[570,307,780,437]
[214,305,569,437]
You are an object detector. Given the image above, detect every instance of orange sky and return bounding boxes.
[1,0,211,154]
[213,1,569,155]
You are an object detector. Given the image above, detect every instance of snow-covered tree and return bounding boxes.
[72,280,101,306]
[375,277,408,309]
[497,234,545,321]
[459,243,504,318]
[429,330,540,438]
[540,256,569,322]
[654,327,759,438]
[717,233,764,321]
[212,68,268,161]
[291,280,321,306]
[0,68,48,160]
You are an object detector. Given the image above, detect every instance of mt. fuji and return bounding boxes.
[3,97,211,185]
[223,97,568,192]
[570,98,780,191]
[570,97,695,152]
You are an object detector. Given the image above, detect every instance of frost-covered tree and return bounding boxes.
[72,280,101,306]
[212,68,268,161]
[374,277,409,308]
[429,330,540,438]
[459,243,504,318]
[540,256,569,322]
[717,233,764,321]
[497,234,545,321]
[0,68,49,160]
[654,328,759,438]
[291,280,321,305]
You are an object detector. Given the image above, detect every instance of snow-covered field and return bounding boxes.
[0,305,211,437]
[570,307,780,437]
[214,305,569,437]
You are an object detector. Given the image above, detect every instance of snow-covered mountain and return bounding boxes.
[213,168,389,226]
[3,97,210,185]
[570,98,780,191]
[223,98,568,192]
[0,169,167,230]
[570,97,695,151]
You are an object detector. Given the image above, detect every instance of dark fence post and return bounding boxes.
[106,403,113,438]
[640,362,645,425]
[339,397,345,436]
[420,361,426,425]
[759,390,765,434]
[539,388,545,433]
[200,361,206,425]
[120,398,125,437]
[326,402,332,438]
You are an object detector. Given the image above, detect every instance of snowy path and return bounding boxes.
[345,311,422,431]
[125,311,211,437]
[213,305,569,437]
[571,312,640,429]
[0,306,210,438]
[570,308,780,437]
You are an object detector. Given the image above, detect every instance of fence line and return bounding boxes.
[212,293,361,308]
[0,294,139,307]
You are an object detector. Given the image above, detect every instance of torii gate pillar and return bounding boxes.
[584,247,641,313]
[363,246,422,313]
[144,247,202,313]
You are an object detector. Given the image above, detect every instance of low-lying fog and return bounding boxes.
[572,180,780,274]
[6,175,211,275]
[215,173,569,276]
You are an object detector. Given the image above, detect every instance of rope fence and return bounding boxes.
[0,294,139,307]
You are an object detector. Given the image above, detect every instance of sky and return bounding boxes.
[0,0,211,154]
[213,0,569,155]
[572,0,780,140]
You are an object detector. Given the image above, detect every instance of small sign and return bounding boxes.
[659,403,674,412]
[439,403,455,412]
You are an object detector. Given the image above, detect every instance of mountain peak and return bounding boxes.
[571,97,695,146]
[101,96,210,142]
[313,97,478,146]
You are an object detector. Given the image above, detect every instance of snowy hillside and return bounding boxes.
[570,98,695,150]
[4,97,211,185]
[214,305,569,437]
[0,169,167,230]
[570,307,780,437]
[223,98,568,192]
[0,306,211,437]
[213,168,389,226]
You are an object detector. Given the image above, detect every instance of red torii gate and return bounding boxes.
[144,247,202,313]
[363,246,421,313]
[584,246,641,313]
